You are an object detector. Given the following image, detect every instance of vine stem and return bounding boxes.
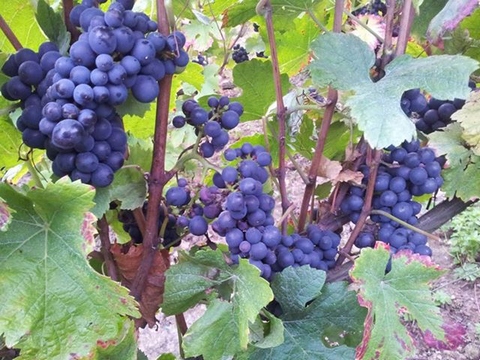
[296,0,344,233]
[258,0,289,232]
[336,149,382,265]
[0,14,22,50]
[98,216,119,281]
[130,0,171,302]
[395,0,415,57]
[62,0,80,43]
[381,0,396,69]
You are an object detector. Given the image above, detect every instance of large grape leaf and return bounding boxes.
[0,0,47,53]
[426,0,478,45]
[234,59,290,121]
[309,32,478,148]
[428,123,480,200]
[163,249,274,360]
[0,103,22,173]
[350,244,445,360]
[247,266,366,360]
[0,180,140,360]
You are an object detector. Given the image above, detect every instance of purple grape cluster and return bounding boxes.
[352,0,387,16]
[117,201,181,248]
[172,96,243,157]
[208,143,339,280]
[1,43,61,149]
[341,140,443,257]
[401,82,476,134]
[232,45,249,64]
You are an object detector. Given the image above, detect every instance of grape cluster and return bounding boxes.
[1,43,62,149]
[232,45,249,64]
[401,82,476,134]
[208,143,339,280]
[352,0,387,16]
[341,140,443,257]
[117,202,181,248]
[172,96,243,157]
[192,54,207,66]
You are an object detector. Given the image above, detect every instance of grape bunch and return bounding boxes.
[232,45,249,64]
[208,143,339,280]
[352,0,387,16]
[341,140,443,257]
[117,202,181,248]
[172,96,243,157]
[401,82,476,134]
[1,43,62,149]
[192,54,207,66]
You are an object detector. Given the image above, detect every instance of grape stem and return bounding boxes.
[259,0,292,233]
[130,0,172,302]
[394,0,415,57]
[370,209,441,242]
[336,148,382,265]
[25,155,45,189]
[275,203,297,228]
[0,14,22,50]
[97,216,119,282]
[380,0,396,70]
[296,0,344,233]
[305,9,328,32]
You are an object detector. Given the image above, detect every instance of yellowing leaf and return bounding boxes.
[452,91,480,155]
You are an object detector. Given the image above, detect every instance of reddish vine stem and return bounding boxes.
[0,14,22,50]
[133,207,147,238]
[130,0,171,301]
[336,149,382,265]
[297,0,344,233]
[259,0,289,232]
[297,88,338,233]
[98,216,119,281]
[380,0,396,70]
[394,0,415,57]
[62,0,80,43]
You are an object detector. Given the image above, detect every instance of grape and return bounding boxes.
[15,48,39,64]
[250,242,268,260]
[188,215,208,236]
[90,163,114,187]
[18,61,43,86]
[73,84,94,106]
[392,202,413,221]
[108,84,128,105]
[131,75,158,102]
[204,121,222,137]
[6,77,31,100]
[91,118,112,141]
[211,131,229,148]
[52,120,86,149]
[409,167,428,185]
[90,69,109,86]
[95,54,114,71]
[355,232,375,248]
[166,186,189,206]
[75,152,99,173]
[221,166,238,183]
[190,108,208,125]
[69,41,96,67]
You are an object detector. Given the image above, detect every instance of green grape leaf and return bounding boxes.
[234,59,290,121]
[442,161,480,200]
[183,299,240,360]
[109,167,147,210]
[426,0,479,45]
[35,0,70,54]
[95,320,137,360]
[309,32,478,148]
[0,0,46,53]
[248,267,366,360]
[276,17,321,76]
[249,310,284,349]
[350,244,445,360]
[288,115,316,161]
[0,106,22,173]
[452,91,480,155]
[163,249,273,359]
[126,135,153,172]
[411,0,449,40]
[428,123,472,167]
[0,180,139,360]
[215,0,257,28]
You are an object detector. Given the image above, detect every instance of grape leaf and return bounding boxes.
[452,91,480,155]
[163,249,274,359]
[0,0,46,53]
[109,167,147,210]
[350,244,445,360]
[0,103,22,172]
[426,0,478,45]
[249,310,284,349]
[411,0,448,39]
[35,0,70,54]
[234,59,290,121]
[95,320,137,360]
[0,180,140,360]
[248,266,366,360]
[428,122,480,200]
[216,0,257,28]
[309,32,478,148]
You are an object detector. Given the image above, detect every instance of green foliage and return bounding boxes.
[163,249,274,360]
[0,180,139,359]
[247,266,366,360]
[453,263,480,282]
[35,0,70,54]
[0,103,23,174]
[432,290,453,306]
[309,32,478,148]
[443,203,480,264]
[350,245,446,359]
